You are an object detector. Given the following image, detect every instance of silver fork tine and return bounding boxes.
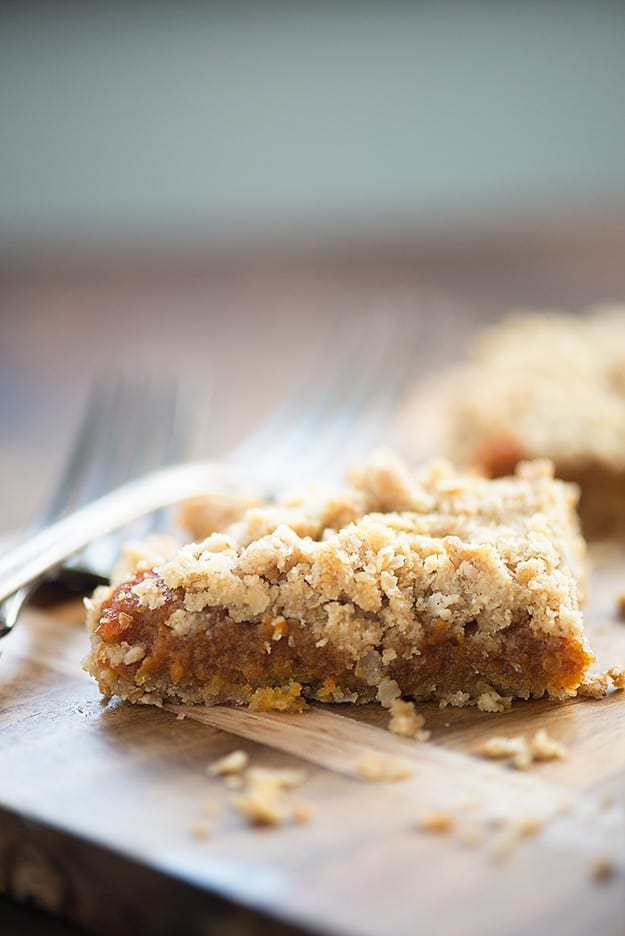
[132,377,189,536]
[229,316,375,490]
[0,375,185,635]
[0,382,111,635]
[76,375,185,576]
[232,309,420,493]
[289,311,417,483]
[318,311,422,474]
[38,382,107,521]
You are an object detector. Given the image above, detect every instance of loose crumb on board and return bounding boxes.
[204,757,311,828]
[388,699,430,741]
[191,820,213,841]
[591,856,618,883]
[578,666,625,699]
[232,766,308,826]
[356,750,413,782]
[456,823,487,848]
[477,729,567,770]
[531,729,567,762]
[208,750,249,776]
[414,802,547,863]
[416,811,456,834]
[618,592,625,618]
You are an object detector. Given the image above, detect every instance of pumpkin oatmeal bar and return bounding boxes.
[405,307,625,536]
[84,453,593,711]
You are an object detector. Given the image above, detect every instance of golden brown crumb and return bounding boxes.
[208,750,249,776]
[476,690,512,713]
[516,816,544,838]
[607,666,625,689]
[232,788,284,826]
[490,828,523,863]
[356,750,413,782]
[530,729,567,762]
[111,535,181,586]
[179,489,264,541]
[244,767,307,790]
[456,823,487,847]
[477,735,532,770]
[579,666,625,698]
[231,766,308,826]
[248,682,307,713]
[618,593,625,618]
[292,803,313,824]
[578,673,612,699]
[388,699,430,741]
[592,856,618,883]
[191,821,213,841]
[477,730,566,770]
[417,811,456,834]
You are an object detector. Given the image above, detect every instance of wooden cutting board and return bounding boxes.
[2,544,625,936]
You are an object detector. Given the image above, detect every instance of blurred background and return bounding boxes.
[3,0,625,532]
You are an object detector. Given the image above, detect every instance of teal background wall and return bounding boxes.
[2,1,625,248]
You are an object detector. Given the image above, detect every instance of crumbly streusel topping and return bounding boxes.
[440,307,625,472]
[121,453,585,656]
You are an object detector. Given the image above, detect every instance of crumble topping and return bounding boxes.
[122,644,146,666]
[112,535,180,587]
[149,453,585,648]
[84,452,592,710]
[179,489,263,542]
[249,681,306,712]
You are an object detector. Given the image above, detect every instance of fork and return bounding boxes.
[0,309,420,620]
[229,308,421,494]
[0,375,186,638]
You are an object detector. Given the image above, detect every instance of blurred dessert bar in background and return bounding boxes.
[403,307,625,537]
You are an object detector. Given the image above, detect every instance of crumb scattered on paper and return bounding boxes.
[578,667,625,699]
[592,856,618,883]
[388,699,430,741]
[417,811,455,834]
[356,750,413,782]
[208,750,249,776]
[191,821,213,841]
[232,766,308,826]
[477,729,566,770]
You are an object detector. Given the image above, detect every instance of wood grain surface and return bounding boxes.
[3,214,625,934]
[1,543,625,936]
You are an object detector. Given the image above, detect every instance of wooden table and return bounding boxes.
[2,210,625,935]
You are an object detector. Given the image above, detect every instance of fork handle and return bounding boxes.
[0,462,227,607]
